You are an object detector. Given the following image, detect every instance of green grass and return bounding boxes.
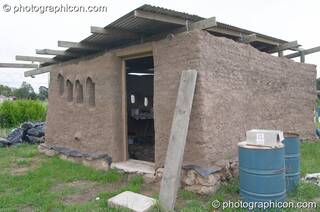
[0,142,320,211]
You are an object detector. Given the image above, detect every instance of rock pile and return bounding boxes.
[0,122,45,147]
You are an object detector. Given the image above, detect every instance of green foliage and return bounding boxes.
[13,81,36,100]
[0,84,14,97]
[0,100,47,128]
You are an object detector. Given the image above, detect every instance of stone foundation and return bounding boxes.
[39,143,238,194]
[38,143,111,171]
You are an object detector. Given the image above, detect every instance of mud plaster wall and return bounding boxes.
[153,30,317,168]
[45,52,124,162]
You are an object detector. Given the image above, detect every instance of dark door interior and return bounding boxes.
[125,56,155,162]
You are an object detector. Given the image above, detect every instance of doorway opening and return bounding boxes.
[125,56,154,162]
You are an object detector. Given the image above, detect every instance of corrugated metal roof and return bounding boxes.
[50,4,288,64]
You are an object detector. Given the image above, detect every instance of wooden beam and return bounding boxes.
[115,42,152,58]
[240,34,257,44]
[16,55,55,63]
[159,70,198,211]
[134,10,188,26]
[91,26,140,38]
[36,49,78,57]
[58,41,103,51]
[285,46,320,59]
[268,41,299,53]
[0,63,38,69]
[24,65,53,77]
[190,17,217,30]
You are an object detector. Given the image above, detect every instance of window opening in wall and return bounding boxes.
[66,80,73,102]
[75,80,84,104]
[125,56,154,162]
[86,77,95,107]
[58,74,64,96]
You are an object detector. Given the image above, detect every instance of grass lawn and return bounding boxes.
[0,142,319,211]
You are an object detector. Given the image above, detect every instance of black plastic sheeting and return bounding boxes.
[41,144,112,165]
[183,165,223,177]
[0,122,45,147]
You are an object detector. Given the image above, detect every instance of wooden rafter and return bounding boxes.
[0,63,38,69]
[58,41,104,51]
[134,10,188,26]
[285,46,320,59]
[268,41,300,54]
[16,55,55,63]
[36,49,78,57]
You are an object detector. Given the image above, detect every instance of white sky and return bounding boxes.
[0,0,319,91]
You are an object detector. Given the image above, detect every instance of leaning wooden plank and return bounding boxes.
[159,70,198,211]
[0,63,38,69]
[24,65,53,77]
[134,10,188,26]
[36,49,77,57]
[57,41,104,51]
[16,55,55,63]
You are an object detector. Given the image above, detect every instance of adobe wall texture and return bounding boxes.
[46,52,124,162]
[45,29,316,169]
[153,30,317,168]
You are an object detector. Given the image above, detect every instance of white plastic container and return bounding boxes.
[246,129,284,147]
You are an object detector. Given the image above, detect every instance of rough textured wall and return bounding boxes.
[46,52,124,162]
[197,31,316,166]
[153,31,207,167]
[153,30,317,168]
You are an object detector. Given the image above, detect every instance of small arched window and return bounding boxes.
[66,80,73,102]
[86,77,95,107]
[75,80,83,104]
[57,74,64,96]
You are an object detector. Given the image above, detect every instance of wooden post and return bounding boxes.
[159,70,198,211]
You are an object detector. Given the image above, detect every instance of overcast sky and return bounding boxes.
[0,0,319,92]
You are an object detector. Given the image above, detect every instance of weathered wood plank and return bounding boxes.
[91,26,140,38]
[36,49,78,57]
[58,41,103,51]
[0,63,38,69]
[134,10,188,26]
[190,17,216,30]
[159,70,198,211]
[285,46,320,59]
[16,55,55,63]
[268,40,299,53]
[240,34,257,44]
[24,65,53,77]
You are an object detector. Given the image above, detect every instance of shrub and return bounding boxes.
[0,100,47,128]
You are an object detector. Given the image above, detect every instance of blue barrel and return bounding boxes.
[283,133,300,192]
[239,142,286,204]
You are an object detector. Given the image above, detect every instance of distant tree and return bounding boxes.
[13,81,37,100]
[0,84,14,97]
[38,86,48,101]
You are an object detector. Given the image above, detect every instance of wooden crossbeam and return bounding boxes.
[36,49,78,57]
[58,41,104,51]
[24,65,53,77]
[268,41,299,54]
[134,10,188,26]
[0,63,38,69]
[190,17,217,30]
[285,46,320,59]
[240,34,257,44]
[90,26,140,38]
[16,55,55,63]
